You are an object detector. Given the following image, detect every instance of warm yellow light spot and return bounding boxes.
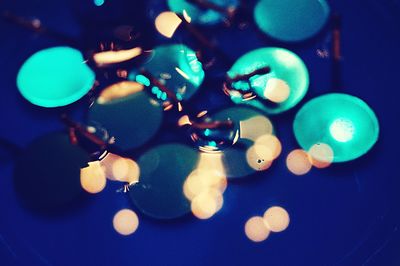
[93,47,142,66]
[329,118,355,143]
[286,149,312,175]
[175,67,190,80]
[97,81,144,104]
[182,9,192,23]
[178,115,192,127]
[264,78,291,103]
[254,134,282,160]
[196,152,225,176]
[113,209,139,236]
[244,216,270,242]
[155,12,182,38]
[80,161,107,194]
[239,115,274,141]
[183,169,227,200]
[191,189,223,220]
[308,143,334,169]
[246,145,273,171]
[263,206,290,233]
[100,153,140,184]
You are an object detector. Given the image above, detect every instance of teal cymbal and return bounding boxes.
[254,0,330,42]
[227,47,309,115]
[129,44,204,102]
[293,93,380,162]
[167,0,239,25]
[88,82,163,151]
[129,143,199,219]
[17,47,95,108]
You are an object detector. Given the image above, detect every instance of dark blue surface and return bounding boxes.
[1,0,400,265]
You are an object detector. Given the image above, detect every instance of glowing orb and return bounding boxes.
[113,209,139,236]
[263,206,290,233]
[245,216,270,242]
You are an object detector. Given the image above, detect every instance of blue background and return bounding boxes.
[1,0,400,265]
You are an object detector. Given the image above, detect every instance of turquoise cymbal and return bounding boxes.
[227,47,309,115]
[17,47,95,108]
[293,93,380,162]
[129,44,205,103]
[167,0,239,25]
[87,81,163,151]
[254,0,330,42]
[129,143,199,219]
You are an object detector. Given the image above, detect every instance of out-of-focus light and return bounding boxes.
[80,161,107,194]
[254,134,282,160]
[286,149,312,175]
[155,12,183,38]
[186,153,226,219]
[182,9,192,23]
[191,189,223,220]
[93,47,142,66]
[246,145,273,171]
[93,0,105,7]
[178,115,192,126]
[100,153,140,185]
[308,143,334,169]
[97,81,143,104]
[329,118,355,143]
[184,169,227,200]
[263,78,291,103]
[293,93,379,162]
[263,206,290,233]
[17,47,95,108]
[239,115,274,141]
[113,209,139,236]
[245,216,270,242]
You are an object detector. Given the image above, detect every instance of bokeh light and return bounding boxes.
[113,209,139,236]
[80,161,107,194]
[191,188,223,220]
[245,216,270,242]
[185,153,227,219]
[93,47,142,66]
[97,81,144,104]
[263,206,290,233]
[308,143,334,169]
[155,12,183,38]
[263,78,291,103]
[286,149,312,175]
[100,153,140,185]
[239,115,274,142]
